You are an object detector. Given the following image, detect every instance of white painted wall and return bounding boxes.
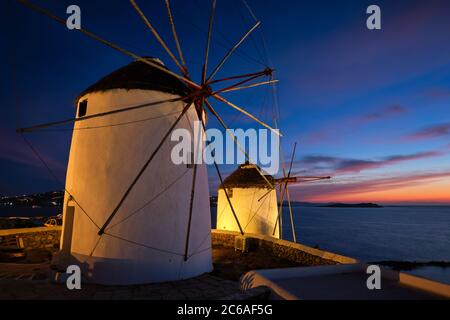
[60,89,212,285]
[216,187,279,238]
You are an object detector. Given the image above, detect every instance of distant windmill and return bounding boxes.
[272,142,331,241]
[15,0,281,285]
[216,142,330,241]
[216,162,280,238]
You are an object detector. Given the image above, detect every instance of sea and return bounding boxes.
[2,205,449,284]
[212,205,450,285]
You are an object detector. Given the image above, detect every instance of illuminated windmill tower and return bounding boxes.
[216,147,331,240]
[216,163,280,238]
[58,58,212,285]
[17,0,284,284]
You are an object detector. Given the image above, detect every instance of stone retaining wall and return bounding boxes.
[211,229,357,266]
[0,227,62,250]
[1,227,357,266]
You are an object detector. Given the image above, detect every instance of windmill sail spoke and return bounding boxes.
[97,102,194,236]
[212,73,266,94]
[200,120,244,235]
[16,96,188,133]
[287,176,332,184]
[202,0,217,85]
[273,183,286,237]
[164,0,188,74]
[208,69,272,85]
[287,142,297,176]
[286,142,297,242]
[206,21,261,83]
[286,185,296,242]
[129,0,185,75]
[16,0,198,89]
[273,142,297,236]
[215,79,279,94]
[204,99,275,190]
[257,187,273,202]
[211,94,282,136]
[184,163,198,261]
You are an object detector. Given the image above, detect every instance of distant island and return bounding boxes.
[1,192,383,210]
[319,203,382,208]
[279,201,382,208]
[209,197,383,208]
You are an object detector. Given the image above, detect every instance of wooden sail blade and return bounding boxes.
[208,68,273,85]
[286,185,297,242]
[16,96,188,133]
[16,0,198,89]
[283,142,297,242]
[277,176,332,184]
[273,142,297,236]
[287,142,297,176]
[273,183,286,237]
[211,94,282,136]
[257,186,275,202]
[297,176,332,180]
[286,142,297,242]
[98,102,193,236]
[164,0,188,73]
[206,21,261,83]
[184,163,198,261]
[212,73,267,94]
[204,99,275,190]
[202,0,217,85]
[20,135,100,230]
[216,79,279,94]
[129,0,185,74]
[199,120,244,235]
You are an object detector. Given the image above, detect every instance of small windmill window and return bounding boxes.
[78,100,88,117]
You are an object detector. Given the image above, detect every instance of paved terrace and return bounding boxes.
[0,228,349,300]
[5,228,445,300]
[0,261,268,300]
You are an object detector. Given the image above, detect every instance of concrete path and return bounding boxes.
[0,262,268,300]
[240,264,450,300]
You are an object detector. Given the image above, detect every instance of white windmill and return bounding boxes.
[16,0,282,285]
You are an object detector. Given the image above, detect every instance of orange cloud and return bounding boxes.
[292,171,450,204]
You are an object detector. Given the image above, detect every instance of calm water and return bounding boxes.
[3,205,450,284]
[212,205,450,284]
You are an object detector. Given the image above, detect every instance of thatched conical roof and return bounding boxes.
[78,57,191,101]
[219,162,274,189]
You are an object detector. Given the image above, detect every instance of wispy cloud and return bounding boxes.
[298,150,445,174]
[290,170,450,204]
[351,105,407,124]
[425,88,450,100]
[405,122,450,141]
[303,105,408,145]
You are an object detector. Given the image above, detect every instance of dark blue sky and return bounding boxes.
[1,0,450,203]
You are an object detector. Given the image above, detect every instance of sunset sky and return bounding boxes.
[1,0,450,204]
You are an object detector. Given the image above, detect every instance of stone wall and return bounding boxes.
[0,227,62,250]
[1,227,357,266]
[211,229,357,266]
[211,229,236,248]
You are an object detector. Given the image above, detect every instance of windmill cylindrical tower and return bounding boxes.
[58,58,212,285]
[216,163,279,238]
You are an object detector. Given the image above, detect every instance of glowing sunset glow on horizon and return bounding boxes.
[293,175,450,205]
[1,0,450,208]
